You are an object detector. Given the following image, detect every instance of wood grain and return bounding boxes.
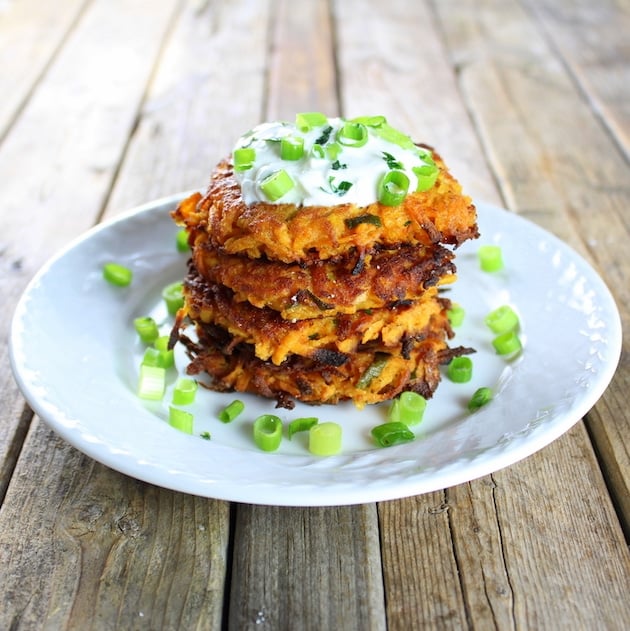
[378,491,469,630]
[0,421,229,630]
[524,0,630,159]
[106,0,273,214]
[0,0,88,140]
[228,504,386,631]
[0,2,232,629]
[337,2,630,628]
[450,424,630,630]
[265,0,338,121]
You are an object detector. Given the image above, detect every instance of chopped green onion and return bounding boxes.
[103,262,132,287]
[287,416,318,439]
[146,336,174,368]
[371,422,415,447]
[260,169,295,201]
[378,170,410,206]
[311,144,325,159]
[492,331,522,356]
[478,245,504,272]
[309,422,342,456]
[344,214,382,229]
[134,316,159,344]
[468,387,493,412]
[349,115,387,128]
[280,136,304,161]
[233,147,256,171]
[416,147,435,165]
[154,335,170,351]
[326,142,342,160]
[447,304,465,328]
[218,399,244,423]
[485,305,519,334]
[163,281,184,315]
[337,122,368,148]
[141,347,161,367]
[447,356,473,383]
[372,122,416,150]
[200,431,212,440]
[253,414,283,452]
[295,112,328,131]
[413,164,439,192]
[387,392,427,426]
[176,229,190,252]
[141,346,174,369]
[172,378,198,405]
[357,353,389,389]
[138,365,166,400]
[169,406,193,433]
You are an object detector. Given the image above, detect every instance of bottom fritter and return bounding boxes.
[173,316,473,409]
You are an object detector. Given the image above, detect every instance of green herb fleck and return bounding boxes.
[323,176,353,196]
[344,214,382,229]
[383,151,404,170]
[314,125,333,145]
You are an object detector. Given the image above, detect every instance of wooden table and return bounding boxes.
[1,1,629,629]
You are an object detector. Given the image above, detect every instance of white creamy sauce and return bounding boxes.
[232,117,433,207]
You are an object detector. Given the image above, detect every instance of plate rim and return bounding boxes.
[9,197,623,506]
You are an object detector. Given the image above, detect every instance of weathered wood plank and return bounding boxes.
[0,421,230,631]
[377,492,469,631]
[523,0,630,159]
[0,0,88,140]
[228,504,386,631]
[449,424,630,630]
[432,0,630,533]
[106,0,273,213]
[265,0,339,121]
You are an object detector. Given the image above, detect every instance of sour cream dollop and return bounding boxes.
[231,115,437,207]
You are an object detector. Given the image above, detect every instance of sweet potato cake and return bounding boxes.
[181,263,447,365]
[172,147,477,265]
[170,113,478,408]
[190,240,456,320]
[177,305,466,407]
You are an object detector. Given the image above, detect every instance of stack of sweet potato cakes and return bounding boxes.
[171,114,478,408]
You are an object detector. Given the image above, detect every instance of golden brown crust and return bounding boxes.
[191,239,456,319]
[177,318,468,408]
[182,264,447,365]
[171,149,478,264]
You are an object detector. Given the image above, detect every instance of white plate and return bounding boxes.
[10,196,622,506]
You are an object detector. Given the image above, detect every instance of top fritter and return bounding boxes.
[173,114,478,264]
